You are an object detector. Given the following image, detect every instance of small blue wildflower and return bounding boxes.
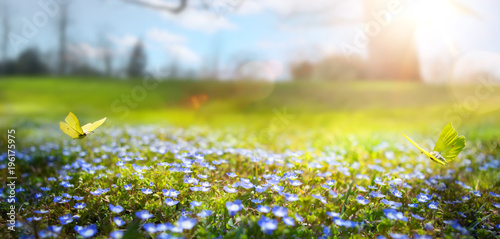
[427,201,439,210]
[113,216,125,227]
[226,200,243,216]
[177,216,197,230]
[356,195,369,205]
[411,213,424,220]
[257,216,278,235]
[197,210,212,218]
[272,206,287,217]
[143,223,157,233]
[75,224,97,238]
[165,198,179,206]
[283,216,295,226]
[135,210,153,220]
[257,205,270,213]
[109,204,124,213]
[74,203,86,209]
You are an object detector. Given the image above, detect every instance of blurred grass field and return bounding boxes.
[1,77,500,143]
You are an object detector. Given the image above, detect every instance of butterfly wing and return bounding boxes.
[403,133,446,165]
[65,112,84,135]
[432,123,465,162]
[60,122,83,139]
[82,117,106,134]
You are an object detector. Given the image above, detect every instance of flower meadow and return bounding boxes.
[1,126,500,238]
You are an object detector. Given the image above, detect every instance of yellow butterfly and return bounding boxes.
[403,123,466,165]
[59,112,106,139]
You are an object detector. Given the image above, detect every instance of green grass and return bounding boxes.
[0,77,499,238]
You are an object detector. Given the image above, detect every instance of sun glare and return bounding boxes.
[410,0,455,26]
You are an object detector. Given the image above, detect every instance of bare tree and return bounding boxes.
[58,3,69,75]
[1,4,9,62]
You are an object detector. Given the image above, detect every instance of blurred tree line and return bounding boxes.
[0,42,146,78]
[290,56,366,81]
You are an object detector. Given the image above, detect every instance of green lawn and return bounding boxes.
[0,77,499,238]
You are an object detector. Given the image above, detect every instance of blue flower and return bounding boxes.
[490,191,500,197]
[251,199,263,203]
[255,186,268,193]
[356,195,369,205]
[190,201,203,208]
[288,179,302,186]
[390,188,403,198]
[370,191,385,198]
[389,233,408,239]
[312,194,327,204]
[471,190,481,197]
[59,213,73,225]
[427,201,439,210]
[326,212,340,218]
[163,189,180,198]
[226,172,237,178]
[113,216,125,227]
[284,193,299,202]
[383,209,407,222]
[74,203,86,209]
[416,193,432,203]
[75,224,97,238]
[257,205,270,213]
[109,204,124,213]
[283,216,295,226]
[135,210,153,220]
[295,213,304,222]
[257,216,278,235]
[197,210,212,218]
[143,223,157,233]
[374,177,385,186]
[226,200,243,216]
[272,206,287,217]
[34,209,50,214]
[411,213,424,220]
[124,184,133,190]
[73,196,84,201]
[177,216,197,230]
[356,185,367,192]
[407,203,418,208]
[165,198,179,206]
[424,223,434,231]
[109,230,124,239]
[224,186,238,193]
[141,188,153,195]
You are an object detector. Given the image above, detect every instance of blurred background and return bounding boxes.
[0,0,500,140]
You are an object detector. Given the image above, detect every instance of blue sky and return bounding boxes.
[3,0,500,81]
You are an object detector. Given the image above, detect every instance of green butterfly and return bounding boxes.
[403,123,466,165]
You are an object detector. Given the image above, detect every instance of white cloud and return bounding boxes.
[146,28,200,63]
[68,43,109,59]
[147,28,185,44]
[160,5,236,33]
[108,34,139,54]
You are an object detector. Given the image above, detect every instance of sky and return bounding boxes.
[2,0,500,81]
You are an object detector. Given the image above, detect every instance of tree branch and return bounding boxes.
[121,0,187,13]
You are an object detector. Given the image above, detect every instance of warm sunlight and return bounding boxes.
[410,0,456,26]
